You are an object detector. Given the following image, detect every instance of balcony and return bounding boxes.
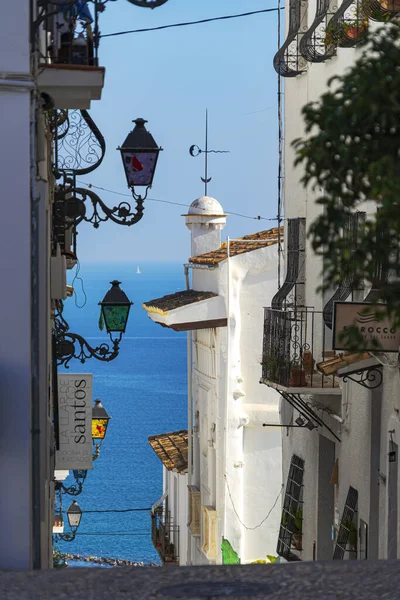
[36,1,105,108]
[261,307,340,394]
[151,510,179,566]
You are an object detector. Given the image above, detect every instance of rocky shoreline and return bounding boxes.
[63,553,159,568]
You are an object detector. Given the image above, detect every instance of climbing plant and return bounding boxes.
[293,23,400,347]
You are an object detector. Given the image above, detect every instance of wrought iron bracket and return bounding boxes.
[55,185,145,228]
[54,302,121,367]
[126,0,169,7]
[56,330,120,367]
[53,530,77,543]
[56,480,83,498]
[341,365,383,389]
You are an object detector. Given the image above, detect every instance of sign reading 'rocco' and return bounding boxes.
[55,374,93,470]
[333,302,400,353]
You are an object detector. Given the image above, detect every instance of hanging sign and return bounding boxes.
[55,373,93,470]
[333,302,400,352]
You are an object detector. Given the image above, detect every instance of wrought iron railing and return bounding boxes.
[262,307,339,389]
[272,218,306,310]
[299,0,338,62]
[323,212,366,329]
[325,0,369,48]
[363,0,400,19]
[273,0,308,77]
[35,0,114,67]
[151,510,180,565]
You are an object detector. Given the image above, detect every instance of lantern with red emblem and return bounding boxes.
[118,118,162,191]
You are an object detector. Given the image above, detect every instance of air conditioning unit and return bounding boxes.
[201,505,218,560]
[188,485,201,536]
[51,246,67,300]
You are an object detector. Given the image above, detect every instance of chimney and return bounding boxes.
[184,196,227,257]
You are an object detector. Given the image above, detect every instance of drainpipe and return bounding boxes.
[222,237,231,551]
[184,263,192,565]
[31,94,42,569]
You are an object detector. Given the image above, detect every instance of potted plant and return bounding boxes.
[291,508,303,550]
[289,359,307,387]
[262,355,280,382]
[343,19,369,40]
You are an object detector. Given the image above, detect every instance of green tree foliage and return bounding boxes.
[293,23,400,336]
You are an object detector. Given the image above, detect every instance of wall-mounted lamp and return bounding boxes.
[389,430,396,463]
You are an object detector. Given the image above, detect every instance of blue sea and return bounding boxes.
[57,262,187,565]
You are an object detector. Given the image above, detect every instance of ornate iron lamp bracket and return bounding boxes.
[341,365,383,389]
[55,480,83,498]
[54,302,121,367]
[56,185,145,229]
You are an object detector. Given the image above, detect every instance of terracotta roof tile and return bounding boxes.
[143,290,217,315]
[148,430,188,473]
[316,352,371,376]
[189,226,283,265]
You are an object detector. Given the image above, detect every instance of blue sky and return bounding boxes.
[78,0,280,262]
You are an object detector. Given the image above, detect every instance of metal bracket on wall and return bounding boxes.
[341,365,383,390]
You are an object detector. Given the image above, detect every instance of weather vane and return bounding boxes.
[189,110,230,196]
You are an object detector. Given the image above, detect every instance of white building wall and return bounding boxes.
[188,239,282,564]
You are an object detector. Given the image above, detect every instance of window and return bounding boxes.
[333,486,358,559]
[277,454,305,561]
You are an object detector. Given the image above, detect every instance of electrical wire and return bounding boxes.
[225,476,284,531]
[101,8,284,39]
[79,507,152,513]
[76,180,279,222]
[71,259,87,309]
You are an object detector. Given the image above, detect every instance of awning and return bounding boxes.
[143,289,226,331]
[148,430,188,473]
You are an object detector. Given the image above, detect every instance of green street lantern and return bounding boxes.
[67,500,82,530]
[99,280,133,337]
[118,118,162,191]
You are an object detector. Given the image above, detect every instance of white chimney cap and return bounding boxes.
[188,196,225,216]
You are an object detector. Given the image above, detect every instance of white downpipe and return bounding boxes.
[184,263,193,565]
[223,237,231,538]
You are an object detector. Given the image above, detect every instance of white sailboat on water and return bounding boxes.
[136,265,141,275]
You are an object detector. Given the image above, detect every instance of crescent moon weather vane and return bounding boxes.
[189,109,230,196]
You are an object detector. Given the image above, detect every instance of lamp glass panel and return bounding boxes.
[102,305,130,332]
[122,151,157,186]
[92,418,108,440]
[67,510,81,529]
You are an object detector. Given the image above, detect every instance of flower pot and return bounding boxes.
[346,23,368,40]
[381,0,400,10]
[289,368,307,387]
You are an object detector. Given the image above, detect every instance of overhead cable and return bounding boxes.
[76,180,278,222]
[101,7,284,38]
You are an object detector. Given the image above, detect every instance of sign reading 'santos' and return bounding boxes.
[55,374,93,470]
[333,302,400,353]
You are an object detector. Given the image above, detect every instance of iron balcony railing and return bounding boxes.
[151,510,179,565]
[261,307,339,389]
[37,0,108,67]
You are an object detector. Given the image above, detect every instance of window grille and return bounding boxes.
[323,212,366,329]
[273,0,308,77]
[333,486,358,559]
[277,455,305,561]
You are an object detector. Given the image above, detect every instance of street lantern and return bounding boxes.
[92,398,111,442]
[99,280,133,337]
[66,500,82,530]
[118,118,162,195]
[55,281,133,367]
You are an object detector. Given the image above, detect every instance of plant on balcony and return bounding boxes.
[294,23,400,349]
[262,355,281,381]
[289,359,307,387]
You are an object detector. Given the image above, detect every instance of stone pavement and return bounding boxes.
[0,560,398,600]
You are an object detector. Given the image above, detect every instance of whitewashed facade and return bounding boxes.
[265,0,400,562]
[144,197,283,565]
